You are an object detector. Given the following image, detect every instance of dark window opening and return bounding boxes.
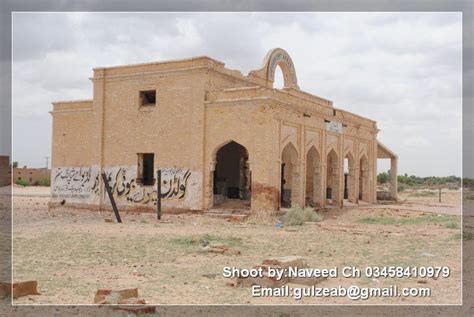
[137,153,154,185]
[140,90,156,106]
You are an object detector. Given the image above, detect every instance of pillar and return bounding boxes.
[312,165,324,207]
[390,156,398,201]
[348,167,357,202]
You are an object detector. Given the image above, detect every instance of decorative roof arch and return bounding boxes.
[249,48,299,90]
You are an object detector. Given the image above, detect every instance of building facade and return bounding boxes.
[13,168,50,186]
[50,48,397,212]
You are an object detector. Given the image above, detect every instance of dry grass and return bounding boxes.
[284,205,322,226]
[244,209,278,225]
[11,187,463,305]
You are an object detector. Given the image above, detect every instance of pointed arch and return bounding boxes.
[212,140,251,209]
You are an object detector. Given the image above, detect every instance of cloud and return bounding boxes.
[11,12,462,176]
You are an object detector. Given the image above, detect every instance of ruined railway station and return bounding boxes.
[50,48,397,213]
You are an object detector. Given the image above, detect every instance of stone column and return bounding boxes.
[290,161,302,208]
[348,167,357,202]
[354,163,360,204]
[313,166,323,207]
[390,156,398,201]
[338,136,344,208]
[298,161,306,207]
[333,165,342,207]
[205,161,216,209]
[321,131,327,208]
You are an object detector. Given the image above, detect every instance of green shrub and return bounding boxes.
[397,183,407,193]
[444,222,459,229]
[38,178,50,186]
[15,179,28,187]
[284,205,322,226]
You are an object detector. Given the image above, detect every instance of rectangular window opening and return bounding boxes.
[137,153,155,186]
[140,90,156,107]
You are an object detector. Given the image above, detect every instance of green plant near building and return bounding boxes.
[38,178,50,186]
[15,178,28,187]
[284,205,322,226]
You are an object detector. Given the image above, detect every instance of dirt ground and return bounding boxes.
[9,186,463,305]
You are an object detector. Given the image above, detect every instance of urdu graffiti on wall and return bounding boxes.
[52,166,192,204]
[52,167,100,197]
[104,167,191,204]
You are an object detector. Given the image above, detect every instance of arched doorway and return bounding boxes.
[359,155,370,202]
[326,149,341,206]
[344,152,356,203]
[281,142,299,208]
[213,141,250,209]
[305,146,322,207]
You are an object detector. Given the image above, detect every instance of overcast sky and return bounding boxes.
[11,12,462,176]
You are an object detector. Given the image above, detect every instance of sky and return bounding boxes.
[11,12,462,176]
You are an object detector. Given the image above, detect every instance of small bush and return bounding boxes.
[451,232,474,241]
[464,191,474,200]
[284,205,322,226]
[444,222,459,229]
[464,232,474,240]
[397,183,407,193]
[15,179,28,187]
[38,178,50,186]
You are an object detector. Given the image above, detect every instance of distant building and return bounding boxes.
[13,168,50,186]
[0,156,11,186]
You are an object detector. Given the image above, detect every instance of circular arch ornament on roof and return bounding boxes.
[249,48,299,89]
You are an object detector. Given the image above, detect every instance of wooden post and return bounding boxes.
[101,173,121,223]
[439,187,441,203]
[157,169,162,220]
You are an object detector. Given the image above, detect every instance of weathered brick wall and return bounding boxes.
[0,156,10,186]
[13,168,50,185]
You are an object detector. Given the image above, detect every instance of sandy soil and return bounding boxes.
[10,186,463,305]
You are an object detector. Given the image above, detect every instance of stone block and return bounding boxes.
[0,280,39,298]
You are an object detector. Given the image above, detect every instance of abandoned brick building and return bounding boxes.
[13,167,51,186]
[50,48,397,212]
[0,156,11,186]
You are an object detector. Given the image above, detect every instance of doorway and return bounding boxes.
[213,141,250,209]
